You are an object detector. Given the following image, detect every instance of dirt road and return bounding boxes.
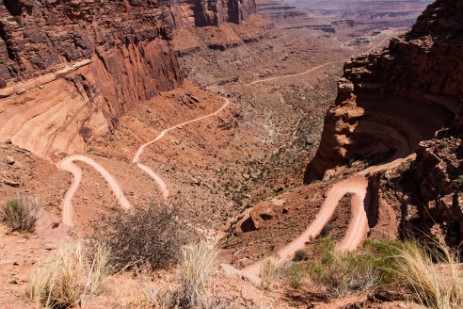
[209,30,393,89]
[57,155,132,226]
[57,97,230,226]
[242,176,369,277]
[132,97,230,199]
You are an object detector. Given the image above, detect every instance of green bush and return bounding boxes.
[280,238,402,298]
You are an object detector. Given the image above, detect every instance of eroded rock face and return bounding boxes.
[411,136,463,245]
[0,0,180,93]
[163,0,256,28]
[305,0,463,182]
[0,0,256,157]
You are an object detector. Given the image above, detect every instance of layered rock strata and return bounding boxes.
[0,0,182,156]
[305,0,463,182]
[0,0,256,157]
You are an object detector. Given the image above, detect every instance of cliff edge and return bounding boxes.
[305,0,463,183]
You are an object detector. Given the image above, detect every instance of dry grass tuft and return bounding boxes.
[1,196,38,232]
[28,241,111,308]
[395,242,463,309]
[142,278,175,309]
[320,254,378,298]
[175,242,218,308]
[259,260,279,291]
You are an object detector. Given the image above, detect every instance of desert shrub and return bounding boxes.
[174,242,218,308]
[293,249,308,261]
[280,262,306,288]
[319,252,379,298]
[94,202,195,270]
[1,196,38,232]
[280,238,401,298]
[28,241,111,308]
[393,242,463,309]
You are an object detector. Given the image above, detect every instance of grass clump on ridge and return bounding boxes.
[280,236,463,307]
[394,242,463,309]
[28,241,111,308]
[260,260,279,290]
[174,242,219,308]
[139,242,220,308]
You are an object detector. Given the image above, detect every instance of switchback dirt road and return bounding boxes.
[57,155,132,226]
[57,97,230,226]
[242,176,369,277]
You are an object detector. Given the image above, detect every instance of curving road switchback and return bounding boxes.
[57,97,230,226]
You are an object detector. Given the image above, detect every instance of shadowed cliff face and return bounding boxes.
[305,0,463,182]
[0,0,255,157]
[0,0,181,93]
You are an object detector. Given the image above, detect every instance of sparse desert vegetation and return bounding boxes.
[259,260,279,290]
[174,242,219,308]
[395,242,463,309]
[125,242,220,308]
[279,238,400,297]
[28,241,111,308]
[1,0,461,307]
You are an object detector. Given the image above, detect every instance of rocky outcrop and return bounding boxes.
[287,0,433,35]
[255,0,335,32]
[408,136,463,245]
[0,1,181,93]
[305,0,463,182]
[164,0,256,28]
[256,0,306,21]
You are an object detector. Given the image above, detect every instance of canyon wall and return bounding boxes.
[0,0,256,157]
[0,0,182,157]
[150,0,256,29]
[305,0,463,182]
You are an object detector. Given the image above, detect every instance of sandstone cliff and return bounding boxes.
[305,0,463,182]
[0,0,182,157]
[164,0,256,28]
[0,0,256,157]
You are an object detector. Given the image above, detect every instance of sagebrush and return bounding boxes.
[280,238,401,298]
[94,202,195,270]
